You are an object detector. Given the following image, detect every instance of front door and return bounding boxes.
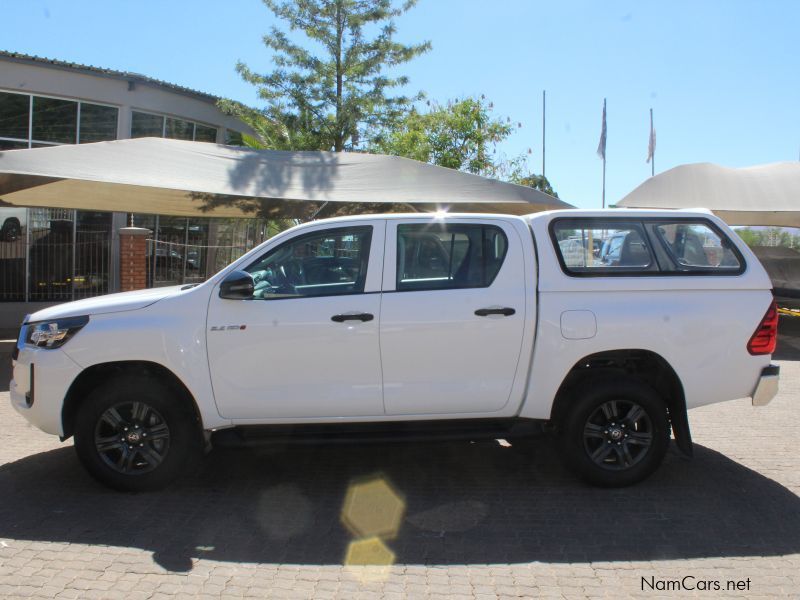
[379,218,528,416]
[207,221,385,420]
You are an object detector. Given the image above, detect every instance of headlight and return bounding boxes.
[25,315,89,349]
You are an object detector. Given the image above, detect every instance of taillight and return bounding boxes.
[747,300,778,355]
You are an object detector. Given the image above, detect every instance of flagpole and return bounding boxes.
[602,98,606,208]
[650,108,655,177]
[602,152,606,209]
[597,98,607,208]
[542,90,546,177]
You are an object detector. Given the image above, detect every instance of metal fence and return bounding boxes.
[0,208,282,300]
[146,239,250,288]
[0,209,111,302]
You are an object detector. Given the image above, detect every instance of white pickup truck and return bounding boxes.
[11,210,780,491]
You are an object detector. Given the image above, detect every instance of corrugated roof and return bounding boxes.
[0,50,219,103]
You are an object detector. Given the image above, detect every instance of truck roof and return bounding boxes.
[292,208,719,227]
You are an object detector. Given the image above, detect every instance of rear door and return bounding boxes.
[379,218,528,416]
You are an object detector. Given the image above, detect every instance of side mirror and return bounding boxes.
[219,270,255,300]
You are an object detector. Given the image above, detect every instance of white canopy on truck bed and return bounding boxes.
[0,137,571,218]
[617,162,800,227]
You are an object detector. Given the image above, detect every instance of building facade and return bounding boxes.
[0,51,273,329]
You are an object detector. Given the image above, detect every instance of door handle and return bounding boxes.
[331,313,374,323]
[474,307,516,317]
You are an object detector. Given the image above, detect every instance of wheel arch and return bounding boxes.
[61,361,202,440]
[550,349,692,456]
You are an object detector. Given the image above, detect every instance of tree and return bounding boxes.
[217,100,328,150]
[515,173,559,198]
[228,0,430,152]
[372,96,517,177]
[373,97,560,197]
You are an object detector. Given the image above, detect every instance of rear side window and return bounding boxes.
[397,223,508,291]
[551,218,745,276]
[552,220,656,273]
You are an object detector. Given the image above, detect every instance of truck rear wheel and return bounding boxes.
[73,375,202,492]
[558,379,669,487]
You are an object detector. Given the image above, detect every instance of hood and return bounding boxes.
[27,285,187,322]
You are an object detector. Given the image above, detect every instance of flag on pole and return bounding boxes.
[597,99,607,159]
[647,108,656,164]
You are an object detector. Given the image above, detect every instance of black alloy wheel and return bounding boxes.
[558,378,670,487]
[74,374,202,492]
[94,401,171,475]
[582,399,653,471]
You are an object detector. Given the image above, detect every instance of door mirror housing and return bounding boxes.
[219,270,255,300]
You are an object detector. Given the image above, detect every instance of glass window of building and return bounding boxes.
[225,129,244,146]
[0,91,30,141]
[131,111,164,138]
[194,124,217,142]
[1,92,118,147]
[165,117,194,140]
[32,97,78,144]
[79,103,118,143]
[0,140,28,150]
[132,110,217,142]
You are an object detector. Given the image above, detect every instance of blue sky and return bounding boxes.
[2,0,799,208]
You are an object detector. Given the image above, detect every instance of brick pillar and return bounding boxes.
[118,227,151,292]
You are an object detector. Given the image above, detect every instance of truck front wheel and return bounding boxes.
[73,375,202,491]
[558,379,670,487]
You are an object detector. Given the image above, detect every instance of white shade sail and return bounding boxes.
[0,137,571,218]
[617,162,800,227]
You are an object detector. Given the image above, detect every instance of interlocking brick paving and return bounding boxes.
[0,346,798,598]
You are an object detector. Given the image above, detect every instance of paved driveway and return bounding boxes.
[0,343,798,598]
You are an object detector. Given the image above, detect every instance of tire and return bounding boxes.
[557,378,670,487]
[73,374,203,492]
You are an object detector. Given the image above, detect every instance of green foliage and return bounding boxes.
[372,96,517,176]
[226,0,430,152]
[514,173,559,198]
[217,99,328,150]
[735,227,800,249]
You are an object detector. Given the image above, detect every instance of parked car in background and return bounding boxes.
[11,210,779,491]
[0,207,25,241]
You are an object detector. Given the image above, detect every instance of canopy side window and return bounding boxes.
[645,220,744,273]
[551,217,745,277]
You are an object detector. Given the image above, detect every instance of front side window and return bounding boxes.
[245,226,372,299]
[396,223,508,291]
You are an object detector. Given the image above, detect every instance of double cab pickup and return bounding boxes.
[11,209,780,490]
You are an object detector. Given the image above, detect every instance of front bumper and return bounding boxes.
[751,364,780,407]
[10,346,83,437]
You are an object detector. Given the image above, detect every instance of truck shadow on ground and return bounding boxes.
[0,437,798,572]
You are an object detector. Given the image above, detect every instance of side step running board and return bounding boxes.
[210,418,546,448]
